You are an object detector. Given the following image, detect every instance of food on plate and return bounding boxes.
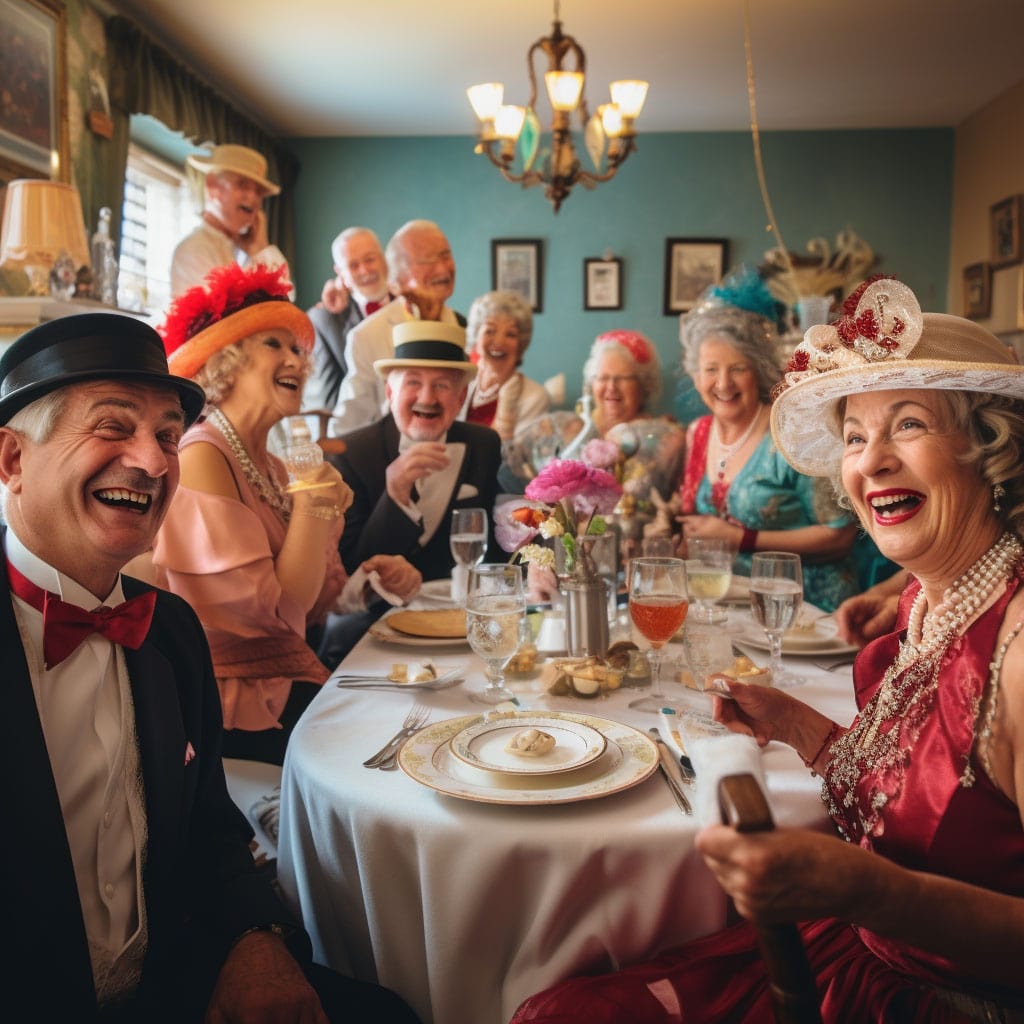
[505,728,557,757]
[540,656,624,698]
[387,660,438,683]
[386,608,467,638]
[506,642,539,674]
[682,652,770,690]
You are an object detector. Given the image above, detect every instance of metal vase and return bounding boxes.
[562,576,609,657]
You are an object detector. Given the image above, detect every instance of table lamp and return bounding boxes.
[0,179,90,297]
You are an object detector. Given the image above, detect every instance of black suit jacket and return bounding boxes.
[2,541,307,1021]
[332,415,502,581]
[304,299,364,412]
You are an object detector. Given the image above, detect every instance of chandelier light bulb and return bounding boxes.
[494,104,527,140]
[609,80,649,119]
[467,82,504,122]
[544,71,584,112]
[599,103,624,138]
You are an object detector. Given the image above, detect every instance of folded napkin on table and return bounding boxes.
[689,733,768,828]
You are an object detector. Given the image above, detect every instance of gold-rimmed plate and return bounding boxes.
[398,711,658,805]
[449,715,606,776]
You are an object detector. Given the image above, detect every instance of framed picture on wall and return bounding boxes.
[962,262,991,319]
[583,256,622,310]
[0,0,70,183]
[662,237,729,315]
[491,238,543,312]
[991,195,1023,269]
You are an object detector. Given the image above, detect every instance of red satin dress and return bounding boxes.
[511,581,1024,1023]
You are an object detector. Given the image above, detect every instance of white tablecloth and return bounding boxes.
[277,609,858,1024]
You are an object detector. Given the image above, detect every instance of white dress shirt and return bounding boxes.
[6,529,147,1004]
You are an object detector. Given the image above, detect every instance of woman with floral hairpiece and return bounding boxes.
[676,270,862,612]
[512,278,1024,1023]
[149,264,420,765]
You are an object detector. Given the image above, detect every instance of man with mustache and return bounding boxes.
[0,315,418,1022]
[318,321,500,663]
[303,226,393,413]
[170,144,293,299]
[327,219,465,436]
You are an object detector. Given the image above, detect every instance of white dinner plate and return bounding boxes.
[449,714,607,776]
[736,616,858,657]
[399,712,658,805]
[368,613,469,648]
[418,579,457,605]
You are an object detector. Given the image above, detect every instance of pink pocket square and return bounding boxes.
[184,741,196,766]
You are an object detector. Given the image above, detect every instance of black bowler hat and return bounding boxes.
[0,313,206,426]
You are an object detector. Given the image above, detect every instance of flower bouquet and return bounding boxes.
[496,455,623,580]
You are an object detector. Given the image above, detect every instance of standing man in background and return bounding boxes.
[171,144,293,298]
[328,219,464,436]
[304,227,392,413]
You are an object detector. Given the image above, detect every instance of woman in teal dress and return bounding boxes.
[676,286,862,611]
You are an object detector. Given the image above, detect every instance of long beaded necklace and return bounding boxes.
[708,405,765,514]
[207,407,292,521]
[826,531,1023,840]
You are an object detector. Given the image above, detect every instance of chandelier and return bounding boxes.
[466,1,648,213]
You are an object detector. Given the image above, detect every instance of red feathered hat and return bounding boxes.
[159,263,314,379]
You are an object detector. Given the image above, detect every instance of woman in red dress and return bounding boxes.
[511,278,1024,1022]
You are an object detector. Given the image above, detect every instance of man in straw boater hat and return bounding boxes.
[318,319,501,662]
[171,143,293,299]
[0,314,419,1022]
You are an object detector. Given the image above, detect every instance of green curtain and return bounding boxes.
[101,15,299,267]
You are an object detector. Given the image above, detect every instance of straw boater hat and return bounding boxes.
[0,313,205,426]
[160,263,313,380]
[186,144,280,196]
[771,275,1024,477]
[374,320,477,379]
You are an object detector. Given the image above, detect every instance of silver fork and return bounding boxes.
[362,704,431,769]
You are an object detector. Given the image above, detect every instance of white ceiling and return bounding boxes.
[108,0,1024,138]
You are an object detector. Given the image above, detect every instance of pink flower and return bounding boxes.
[525,459,622,515]
[582,438,620,470]
[494,498,545,553]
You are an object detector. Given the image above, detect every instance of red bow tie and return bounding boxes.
[365,299,388,316]
[7,562,156,669]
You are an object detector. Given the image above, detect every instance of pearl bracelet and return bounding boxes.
[299,503,341,522]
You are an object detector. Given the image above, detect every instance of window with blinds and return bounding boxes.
[118,143,200,314]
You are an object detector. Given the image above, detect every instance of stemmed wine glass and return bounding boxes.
[449,507,487,602]
[466,563,527,705]
[686,537,733,624]
[749,552,804,687]
[627,557,689,712]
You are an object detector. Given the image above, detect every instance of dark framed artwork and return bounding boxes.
[662,237,728,315]
[583,256,622,310]
[963,262,992,319]
[991,195,1023,269]
[0,0,69,183]
[491,238,543,312]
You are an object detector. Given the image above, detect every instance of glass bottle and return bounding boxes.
[91,207,118,306]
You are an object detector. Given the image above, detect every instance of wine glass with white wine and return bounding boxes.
[466,563,527,705]
[749,552,804,687]
[685,537,733,624]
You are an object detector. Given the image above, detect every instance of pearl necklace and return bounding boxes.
[207,407,292,521]
[711,405,765,475]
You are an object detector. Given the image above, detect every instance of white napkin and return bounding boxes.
[366,569,405,605]
[689,733,769,828]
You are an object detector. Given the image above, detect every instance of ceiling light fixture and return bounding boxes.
[467,0,648,214]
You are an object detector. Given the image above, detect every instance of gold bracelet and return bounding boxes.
[298,504,341,521]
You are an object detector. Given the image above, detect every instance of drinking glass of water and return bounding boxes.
[450,507,487,601]
[749,552,803,686]
[466,563,526,705]
[686,537,733,624]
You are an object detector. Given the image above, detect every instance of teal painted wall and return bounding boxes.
[286,128,953,416]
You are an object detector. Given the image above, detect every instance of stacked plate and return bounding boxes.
[738,615,858,658]
[398,710,659,805]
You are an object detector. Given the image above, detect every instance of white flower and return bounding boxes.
[516,544,556,569]
[538,518,564,539]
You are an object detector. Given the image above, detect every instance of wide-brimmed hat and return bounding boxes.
[186,144,280,196]
[374,320,477,378]
[0,313,205,426]
[160,263,313,380]
[771,276,1024,477]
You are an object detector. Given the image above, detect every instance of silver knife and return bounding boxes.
[649,730,692,814]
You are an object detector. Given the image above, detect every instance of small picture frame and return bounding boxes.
[583,256,622,310]
[963,262,992,319]
[491,238,543,312]
[990,195,1023,269]
[0,0,70,183]
[663,237,729,315]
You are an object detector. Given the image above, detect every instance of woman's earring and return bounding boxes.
[993,483,1006,512]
